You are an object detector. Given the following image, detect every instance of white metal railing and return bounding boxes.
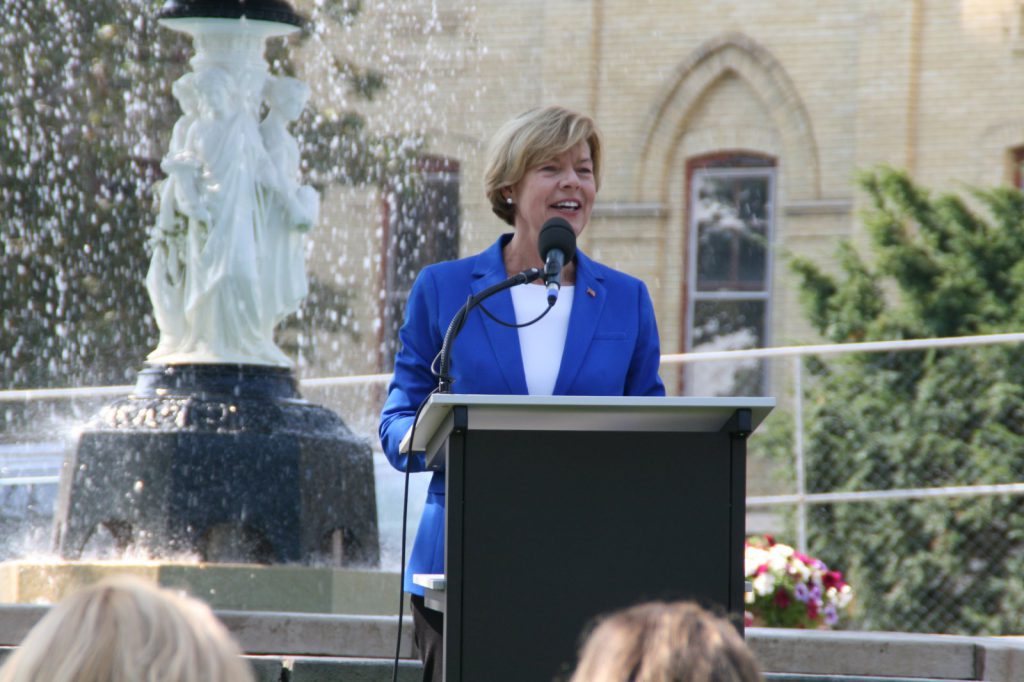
[6,332,1024,402]
[3,332,1024,547]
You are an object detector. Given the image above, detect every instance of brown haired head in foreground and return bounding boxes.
[0,575,254,682]
[570,601,763,682]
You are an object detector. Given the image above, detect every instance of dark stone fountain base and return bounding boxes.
[53,364,379,566]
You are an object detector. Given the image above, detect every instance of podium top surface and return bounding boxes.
[401,394,775,453]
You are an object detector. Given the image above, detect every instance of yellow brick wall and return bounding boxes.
[297,0,1024,386]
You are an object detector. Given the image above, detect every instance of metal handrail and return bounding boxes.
[4,332,1024,401]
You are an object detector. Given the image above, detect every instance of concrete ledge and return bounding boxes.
[0,649,422,682]
[0,605,415,658]
[218,610,415,658]
[748,628,1024,680]
[285,656,421,682]
[3,604,1024,681]
[0,606,46,646]
[245,656,422,682]
[770,671,966,675]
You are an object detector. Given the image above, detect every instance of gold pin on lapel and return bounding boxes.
[586,287,596,298]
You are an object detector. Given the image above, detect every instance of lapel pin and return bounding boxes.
[586,287,596,298]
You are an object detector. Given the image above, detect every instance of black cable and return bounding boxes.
[437,268,543,392]
[478,297,554,328]
[392,386,438,682]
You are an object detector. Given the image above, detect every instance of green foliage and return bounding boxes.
[789,167,1024,634]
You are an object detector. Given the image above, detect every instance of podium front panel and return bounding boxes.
[444,426,744,682]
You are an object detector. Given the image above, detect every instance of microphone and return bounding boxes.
[537,217,577,305]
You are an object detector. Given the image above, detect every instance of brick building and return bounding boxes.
[299,0,1024,396]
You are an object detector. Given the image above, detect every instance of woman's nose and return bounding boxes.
[560,169,580,188]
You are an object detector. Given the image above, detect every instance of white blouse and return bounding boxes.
[509,284,574,395]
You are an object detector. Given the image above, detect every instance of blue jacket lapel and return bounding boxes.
[470,237,528,394]
[554,251,606,394]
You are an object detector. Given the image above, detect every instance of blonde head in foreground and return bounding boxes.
[0,574,254,682]
[570,601,763,682]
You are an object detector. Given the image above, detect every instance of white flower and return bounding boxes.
[752,571,775,596]
[745,547,769,576]
[771,543,795,559]
[837,585,854,608]
[793,561,812,581]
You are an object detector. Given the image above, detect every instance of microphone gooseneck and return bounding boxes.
[436,267,543,393]
[537,217,577,305]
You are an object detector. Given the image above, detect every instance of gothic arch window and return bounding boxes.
[683,152,775,396]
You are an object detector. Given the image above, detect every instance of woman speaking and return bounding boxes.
[379,105,665,680]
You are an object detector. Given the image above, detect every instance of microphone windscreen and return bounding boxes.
[538,217,577,262]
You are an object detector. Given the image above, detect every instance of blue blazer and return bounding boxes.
[379,234,665,594]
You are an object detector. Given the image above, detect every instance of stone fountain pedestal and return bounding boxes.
[53,364,379,566]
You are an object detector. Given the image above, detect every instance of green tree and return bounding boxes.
[789,168,1024,634]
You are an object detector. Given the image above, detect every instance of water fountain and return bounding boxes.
[0,0,394,611]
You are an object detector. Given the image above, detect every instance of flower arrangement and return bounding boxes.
[744,535,853,629]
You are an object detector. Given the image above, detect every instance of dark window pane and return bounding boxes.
[694,174,769,292]
[687,299,766,397]
[383,158,460,365]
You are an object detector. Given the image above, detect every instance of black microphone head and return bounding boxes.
[538,217,577,262]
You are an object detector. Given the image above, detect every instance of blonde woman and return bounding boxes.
[380,105,665,680]
[0,575,254,682]
[570,601,763,682]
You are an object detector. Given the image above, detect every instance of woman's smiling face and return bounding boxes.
[508,140,597,239]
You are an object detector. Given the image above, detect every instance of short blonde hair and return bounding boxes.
[570,601,763,682]
[484,105,603,225]
[0,575,255,682]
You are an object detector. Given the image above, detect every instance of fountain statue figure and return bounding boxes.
[258,75,320,340]
[147,66,318,366]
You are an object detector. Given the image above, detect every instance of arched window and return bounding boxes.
[683,152,775,396]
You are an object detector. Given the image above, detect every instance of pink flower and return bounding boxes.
[806,600,819,621]
[823,571,845,590]
[773,587,791,608]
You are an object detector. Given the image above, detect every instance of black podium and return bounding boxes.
[405,394,774,682]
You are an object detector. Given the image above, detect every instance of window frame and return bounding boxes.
[682,155,776,396]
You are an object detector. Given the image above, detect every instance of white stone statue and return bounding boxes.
[145,61,317,367]
[257,75,319,340]
[146,73,198,359]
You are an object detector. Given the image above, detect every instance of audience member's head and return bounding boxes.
[570,601,763,682]
[0,574,254,682]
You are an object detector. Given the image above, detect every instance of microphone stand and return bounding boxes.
[437,267,542,393]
